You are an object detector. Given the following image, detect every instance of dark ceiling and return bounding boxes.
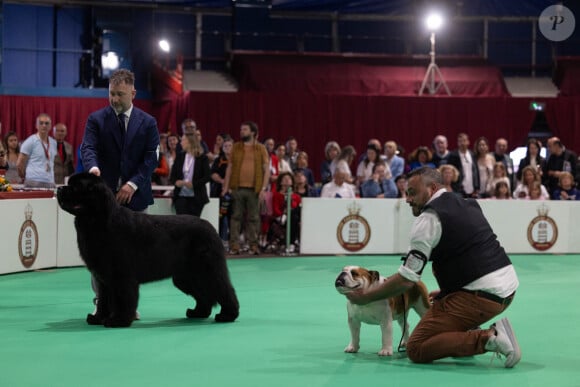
[6,0,563,17]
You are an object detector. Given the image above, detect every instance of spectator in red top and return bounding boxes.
[270,172,301,251]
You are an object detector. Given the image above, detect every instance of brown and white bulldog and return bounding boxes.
[335,265,430,356]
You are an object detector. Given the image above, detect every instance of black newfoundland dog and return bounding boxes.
[57,172,239,327]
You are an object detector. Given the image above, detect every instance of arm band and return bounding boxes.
[400,249,428,276]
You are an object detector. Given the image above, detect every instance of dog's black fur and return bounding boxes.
[57,172,239,327]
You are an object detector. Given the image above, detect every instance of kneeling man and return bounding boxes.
[347,166,521,368]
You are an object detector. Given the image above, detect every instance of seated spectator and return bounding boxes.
[269,172,301,253]
[438,164,461,195]
[330,145,357,184]
[383,140,405,179]
[294,151,315,187]
[552,171,579,200]
[395,175,407,199]
[275,143,292,173]
[294,169,318,198]
[529,181,546,200]
[321,141,340,185]
[491,181,511,199]
[408,146,435,171]
[360,161,397,198]
[356,144,382,188]
[486,162,511,197]
[320,170,356,198]
[513,165,549,200]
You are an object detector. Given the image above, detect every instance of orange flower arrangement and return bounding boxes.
[0,175,13,192]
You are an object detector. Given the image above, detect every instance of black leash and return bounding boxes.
[397,294,408,353]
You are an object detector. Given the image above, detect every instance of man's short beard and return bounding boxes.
[241,135,252,142]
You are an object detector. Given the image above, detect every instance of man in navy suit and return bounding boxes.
[80,68,159,318]
[80,68,159,211]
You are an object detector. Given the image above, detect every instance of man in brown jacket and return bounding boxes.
[222,121,270,254]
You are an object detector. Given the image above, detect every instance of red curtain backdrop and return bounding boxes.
[0,96,152,166]
[174,92,544,179]
[554,57,580,97]
[232,53,510,97]
[3,93,579,182]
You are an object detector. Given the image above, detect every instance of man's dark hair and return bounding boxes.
[242,121,258,135]
[407,166,442,185]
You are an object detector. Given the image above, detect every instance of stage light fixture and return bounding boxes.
[101,51,120,71]
[418,12,451,96]
[158,39,171,53]
[425,13,443,31]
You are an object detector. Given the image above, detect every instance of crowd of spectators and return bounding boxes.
[4,116,580,255]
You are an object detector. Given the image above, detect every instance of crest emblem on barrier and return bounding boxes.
[527,203,558,251]
[18,203,39,268]
[336,202,371,252]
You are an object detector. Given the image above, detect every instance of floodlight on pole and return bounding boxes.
[158,39,171,53]
[418,13,451,96]
[425,13,443,31]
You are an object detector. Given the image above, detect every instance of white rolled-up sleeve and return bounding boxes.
[398,209,442,282]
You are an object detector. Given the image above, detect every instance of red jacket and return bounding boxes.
[272,190,301,217]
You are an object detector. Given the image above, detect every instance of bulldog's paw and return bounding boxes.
[344,344,359,353]
[378,348,393,356]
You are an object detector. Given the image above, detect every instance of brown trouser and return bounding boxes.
[406,291,513,363]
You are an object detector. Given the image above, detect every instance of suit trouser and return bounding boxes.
[229,188,260,248]
[406,291,512,363]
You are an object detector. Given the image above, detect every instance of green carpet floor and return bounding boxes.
[1,254,578,387]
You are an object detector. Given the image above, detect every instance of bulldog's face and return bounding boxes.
[335,266,380,295]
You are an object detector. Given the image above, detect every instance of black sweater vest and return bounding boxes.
[424,193,511,297]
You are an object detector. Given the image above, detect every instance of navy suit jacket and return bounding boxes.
[80,105,159,211]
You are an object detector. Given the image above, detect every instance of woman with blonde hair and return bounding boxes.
[473,136,495,198]
[170,132,211,216]
[438,164,460,194]
[513,165,549,200]
[330,145,357,184]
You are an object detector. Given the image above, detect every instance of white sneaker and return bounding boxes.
[485,318,521,368]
